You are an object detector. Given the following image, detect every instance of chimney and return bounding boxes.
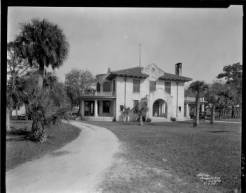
[107,67,111,73]
[175,63,182,76]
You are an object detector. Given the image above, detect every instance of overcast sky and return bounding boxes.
[8,6,242,83]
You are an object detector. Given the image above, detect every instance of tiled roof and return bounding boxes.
[159,73,192,82]
[107,67,148,79]
[96,73,108,82]
[105,66,192,82]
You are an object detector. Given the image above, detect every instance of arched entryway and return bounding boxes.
[153,99,168,118]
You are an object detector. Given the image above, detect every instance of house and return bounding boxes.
[79,63,192,122]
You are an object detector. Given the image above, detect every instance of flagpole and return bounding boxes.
[139,43,141,67]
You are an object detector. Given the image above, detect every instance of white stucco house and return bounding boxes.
[79,63,192,122]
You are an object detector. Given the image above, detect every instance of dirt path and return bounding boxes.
[6,121,120,193]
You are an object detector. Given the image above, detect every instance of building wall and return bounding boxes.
[148,79,172,120]
[115,76,142,121]
[170,82,185,120]
[12,105,26,116]
[115,76,186,121]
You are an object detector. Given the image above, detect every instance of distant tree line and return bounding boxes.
[187,62,242,127]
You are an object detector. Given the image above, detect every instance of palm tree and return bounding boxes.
[13,19,69,142]
[132,97,148,126]
[207,94,218,124]
[188,81,208,127]
[15,19,69,88]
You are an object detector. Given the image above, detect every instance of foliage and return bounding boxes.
[11,18,69,142]
[170,117,176,122]
[217,62,242,105]
[7,75,26,110]
[65,69,95,108]
[7,42,31,109]
[146,118,152,122]
[132,97,149,125]
[217,62,242,85]
[14,19,69,73]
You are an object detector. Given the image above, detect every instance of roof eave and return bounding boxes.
[107,73,148,80]
[159,77,192,82]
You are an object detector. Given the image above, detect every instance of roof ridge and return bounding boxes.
[111,66,142,73]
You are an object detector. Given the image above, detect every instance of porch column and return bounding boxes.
[80,100,84,118]
[186,103,190,119]
[94,100,98,117]
[201,103,205,112]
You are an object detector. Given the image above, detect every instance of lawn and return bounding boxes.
[6,120,81,171]
[90,121,241,193]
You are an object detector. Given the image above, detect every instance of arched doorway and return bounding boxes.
[153,99,168,118]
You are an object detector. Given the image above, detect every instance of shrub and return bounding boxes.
[146,118,152,122]
[170,117,176,122]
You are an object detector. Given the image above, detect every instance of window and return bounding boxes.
[120,105,124,112]
[149,81,156,92]
[103,81,111,92]
[96,82,100,92]
[133,79,140,93]
[103,101,111,113]
[165,81,171,94]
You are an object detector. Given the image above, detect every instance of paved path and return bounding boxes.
[6,121,120,193]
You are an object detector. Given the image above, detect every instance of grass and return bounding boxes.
[90,121,241,193]
[6,120,81,171]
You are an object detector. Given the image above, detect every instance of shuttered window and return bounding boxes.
[165,81,171,94]
[133,79,140,93]
[103,81,111,92]
[149,81,156,92]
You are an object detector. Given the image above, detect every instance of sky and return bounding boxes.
[8,6,242,84]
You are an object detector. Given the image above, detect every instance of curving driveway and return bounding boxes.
[6,121,120,193]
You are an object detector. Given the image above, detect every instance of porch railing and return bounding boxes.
[81,91,116,97]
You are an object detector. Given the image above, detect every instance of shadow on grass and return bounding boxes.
[7,127,30,136]
[6,127,36,142]
[207,130,230,133]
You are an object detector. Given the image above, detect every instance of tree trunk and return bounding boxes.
[6,107,11,132]
[37,72,44,88]
[139,114,143,126]
[24,103,28,120]
[78,103,81,115]
[15,105,18,119]
[210,104,215,124]
[31,111,46,143]
[231,105,235,118]
[193,94,200,127]
[31,68,47,142]
[218,108,221,120]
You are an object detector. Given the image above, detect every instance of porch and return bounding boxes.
[80,98,116,121]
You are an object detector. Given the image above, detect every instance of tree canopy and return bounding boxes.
[14,19,69,73]
[65,69,95,108]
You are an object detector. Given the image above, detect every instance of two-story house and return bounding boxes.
[79,63,192,122]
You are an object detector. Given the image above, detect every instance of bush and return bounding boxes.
[170,117,176,122]
[146,118,152,122]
